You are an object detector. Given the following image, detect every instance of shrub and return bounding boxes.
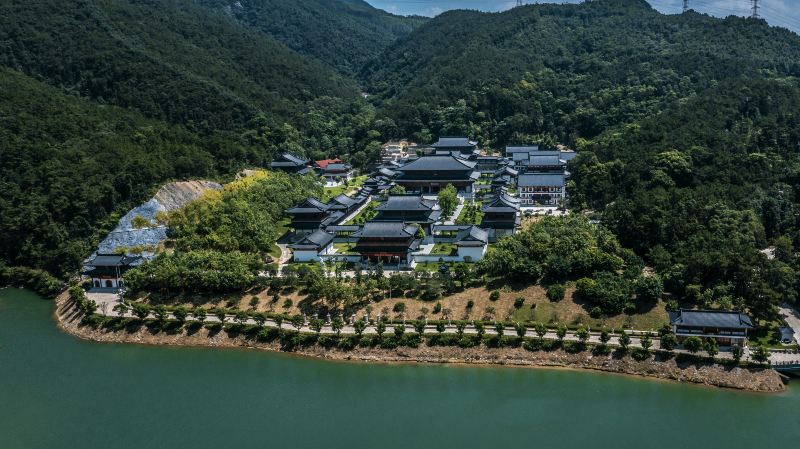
[433,302,442,313]
[489,291,500,301]
[546,284,566,302]
[318,335,337,348]
[466,300,474,309]
[513,297,525,309]
[282,299,293,308]
[393,302,406,313]
[337,336,358,350]
[682,336,703,354]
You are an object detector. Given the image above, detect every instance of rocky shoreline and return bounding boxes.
[55,295,786,393]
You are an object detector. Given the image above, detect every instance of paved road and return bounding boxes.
[779,304,800,345]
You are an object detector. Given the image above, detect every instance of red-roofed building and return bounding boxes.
[314,158,343,170]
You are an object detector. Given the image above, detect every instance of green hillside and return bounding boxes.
[363,0,800,146]
[197,0,427,76]
[0,67,259,277]
[0,0,358,131]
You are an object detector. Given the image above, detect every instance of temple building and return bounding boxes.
[453,226,489,261]
[84,253,143,289]
[481,191,521,240]
[669,309,754,347]
[288,230,334,262]
[373,196,441,232]
[270,153,313,174]
[285,198,342,234]
[317,161,354,186]
[394,155,479,196]
[431,136,478,155]
[352,221,421,265]
[518,173,566,206]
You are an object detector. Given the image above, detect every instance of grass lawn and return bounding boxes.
[414,261,455,272]
[748,322,799,349]
[268,218,290,261]
[344,200,377,225]
[333,242,357,254]
[431,243,457,255]
[456,202,483,225]
[322,175,367,201]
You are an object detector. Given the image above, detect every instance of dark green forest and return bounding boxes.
[196,0,426,75]
[3,0,800,323]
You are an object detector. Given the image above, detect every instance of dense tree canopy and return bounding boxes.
[168,171,321,253]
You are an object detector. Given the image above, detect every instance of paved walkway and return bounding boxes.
[441,199,465,225]
[84,290,751,360]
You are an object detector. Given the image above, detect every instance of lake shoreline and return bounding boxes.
[54,294,786,393]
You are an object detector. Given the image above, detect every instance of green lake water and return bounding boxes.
[1,288,799,449]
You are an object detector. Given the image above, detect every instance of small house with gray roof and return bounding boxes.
[84,253,143,289]
[288,230,334,262]
[270,153,312,174]
[669,309,754,347]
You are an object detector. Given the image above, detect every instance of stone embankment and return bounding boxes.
[55,294,785,393]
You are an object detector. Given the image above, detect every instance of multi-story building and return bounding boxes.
[518,173,566,206]
[394,155,479,197]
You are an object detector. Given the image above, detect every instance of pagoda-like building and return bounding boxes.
[352,221,420,265]
[373,196,441,233]
[285,198,341,234]
[481,191,520,241]
[394,155,478,196]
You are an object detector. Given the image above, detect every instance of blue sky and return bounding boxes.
[366,0,800,33]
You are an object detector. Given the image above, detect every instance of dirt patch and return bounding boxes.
[154,180,222,210]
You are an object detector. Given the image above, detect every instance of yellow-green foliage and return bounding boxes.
[168,172,321,253]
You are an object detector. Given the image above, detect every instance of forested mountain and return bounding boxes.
[196,0,427,76]
[0,0,358,131]
[0,0,385,280]
[360,0,800,320]
[363,0,800,146]
[4,0,800,324]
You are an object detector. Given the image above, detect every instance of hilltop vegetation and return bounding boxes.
[3,0,800,329]
[197,0,426,76]
[0,0,387,278]
[363,0,800,146]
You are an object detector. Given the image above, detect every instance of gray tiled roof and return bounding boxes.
[88,253,142,267]
[353,221,418,238]
[377,167,397,178]
[432,137,477,148]
[518,173,565,187]
[331,194,357,208]
[271,153,308,166]
[376,196,436,212]
[455,226,489,245]
[289,230,334,250]
[323,163,352,172]
[505,145,539,154]
[669,309,754,329]
[526,155,563,166]
[483,192,520,212]
[286,197,330,214]
[398,155,477,171]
